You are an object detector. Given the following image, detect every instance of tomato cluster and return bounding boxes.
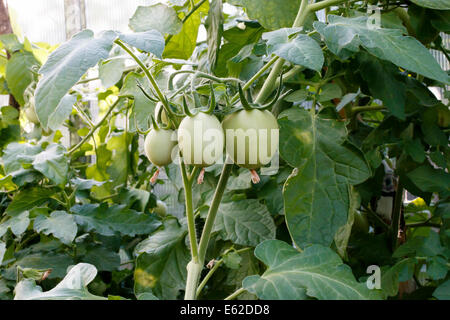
[143,85,280,184]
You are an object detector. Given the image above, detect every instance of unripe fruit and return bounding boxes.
[222,109,279,169]
[154,102,169,126]
[144,129,177,167]
[152,200,167,217]
[25,104,39,124]
[177,112,224,167]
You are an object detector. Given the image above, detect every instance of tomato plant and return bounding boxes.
[0,0,449,302]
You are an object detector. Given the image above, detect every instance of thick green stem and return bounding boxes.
[230,56,279,104]
[196,247,251,298]
[180,160,199,263]
[198,162,233,262]
[351,105,385,116]
[255,0,310,104]
[391,178,404,251]
[184,260,203,300]
[224,287,246,300]
[309,0,354,12]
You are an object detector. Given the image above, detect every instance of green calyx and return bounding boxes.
[238,74,287,111]
[183,82,217,117]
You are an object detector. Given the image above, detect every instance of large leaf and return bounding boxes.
[14,263,106,300]
[120,72,156,131]
[99,58,125,88]
[118,30,165,58]
[47,94,76,130]
[406,164,450,194]
[163,1,208,60]
[213,200,276,247]
[314,15,449,84]
[2,142,42,174]
[262,28,324,72]
[83,246,120,272]
[129,4,182,35]
[0,211,30,237]
[35,30,116,128]
[278,109,371,248]
[433,280,450,300]
[243,240,381,300]
[229,0,301,30]
[71,203,161,237]
[410,0,450,10]
[5,51,39,106]
[5,252,74,280]
[32,144,69,186]
[5,187,55,217]
[357,52,406,119]
[134,218,190,299]
[33,211,77,245]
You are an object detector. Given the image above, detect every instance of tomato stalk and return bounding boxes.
[67,96,124,156]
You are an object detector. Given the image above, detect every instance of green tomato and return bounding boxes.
[177,112,224,167]
[222,109,279,169]
[24,103,39,124]
[153,200,167,217]
[353,211,369,234]
[144,128,177,167]
[154,102,169,126]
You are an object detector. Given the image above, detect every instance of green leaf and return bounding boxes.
[381,258,416,297]
[279,109,371,248]
[47,94,76,130]
[33,211,77,245]
[71,203,161,237]
[357,52,406,119]
[407,164,450,194]
[0,211,30,237]
[5,252,74,280]
[263,29,324,72]
[5,51,39,106]
[433,280,450,300]
[410,0,450,10]
[227,169,252,190]
[318,83,342,102]
[314,15,449,84]
[230,0,301,30]
[5,188,55,217]
[83,246,120,272]
[223,251,242,270]
[99,58,125,88]
[120,72,156,131]
[205,0,224,71]
[134,218,190,299]
[35,30,116,128]
[163,1,208,60]
[129,4,182,35]
[2,142,42,174]
[334,186,359,259]
[118,30,165,58]
[393,231,445,258]
[243,240,381,300]
[32,144,69,186]
[213,200,276,247]
[0,242,5,265]
[14,263,107,300]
